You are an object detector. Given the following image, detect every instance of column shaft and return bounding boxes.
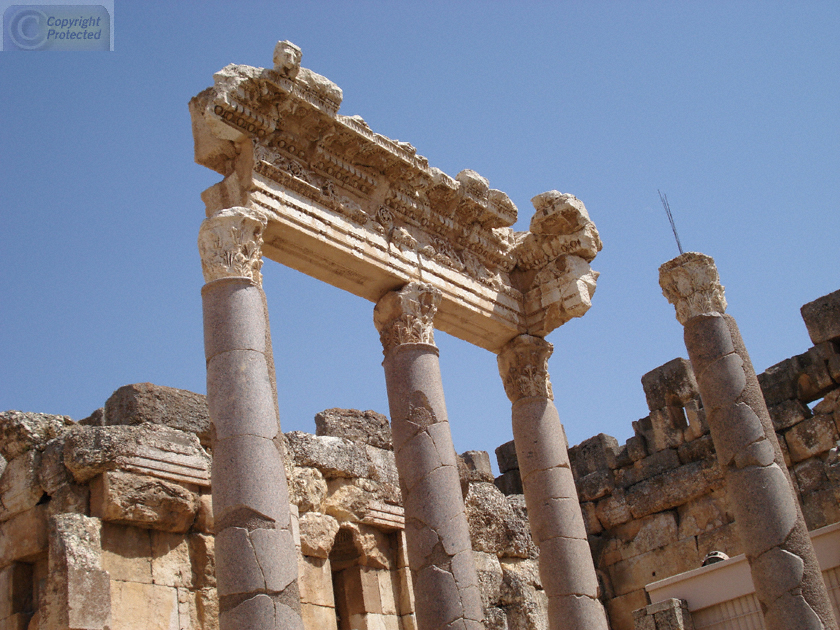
[661,252,837,630]
[200,207,303,630]
[375,283,484,630]
[499,335,609,630]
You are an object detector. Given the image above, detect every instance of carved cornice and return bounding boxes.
[659,252,727,325]
[197,207,267,285]
[373,283,441,354]
[191,42,604,349]
[497,335,554,402]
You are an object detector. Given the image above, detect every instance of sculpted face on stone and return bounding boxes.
[272,40,301,79]
[197,206,268,285]
[659,252,727,325]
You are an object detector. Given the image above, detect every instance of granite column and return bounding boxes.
[374,282,485,630]
[659,252,837,630]
[497,334,609,630]
[199,207,303,630]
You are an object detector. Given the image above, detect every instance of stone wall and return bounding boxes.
[0,390,546,630]
[1,288,837,630]
[559,288,839,630]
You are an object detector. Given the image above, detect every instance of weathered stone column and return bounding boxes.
[199,207,303,630]
[374,282,485,630]
[659,252,837,630]
[497,334,609,630]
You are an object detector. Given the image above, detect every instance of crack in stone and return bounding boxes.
[216,506,276,532]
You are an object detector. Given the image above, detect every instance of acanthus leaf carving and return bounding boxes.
[198,206,268,285]
[373,282,442,354]
[659,252,727,325]
[497,334,554,403]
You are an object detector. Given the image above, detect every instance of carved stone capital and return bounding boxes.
[198,206,268,285]
[373,282,441,354]
[659,252,727,325]
[497,334,554,402]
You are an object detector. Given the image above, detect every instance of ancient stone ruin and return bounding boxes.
[2,40,840,630]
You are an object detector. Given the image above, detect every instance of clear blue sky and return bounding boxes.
[1,2,838,472]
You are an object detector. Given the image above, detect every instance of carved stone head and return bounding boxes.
[273,40,302,79]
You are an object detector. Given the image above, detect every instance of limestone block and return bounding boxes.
[647,409,685,452]
[194,492,213,533]
[569,434,619,479]
[43,514,111,630]
[607,536,698,597]
[288,466,328,513]
[797,344,838,402]
[103,383,211,446]
[324,478,378,523]
[299,511,340,558]
[625,435,648,463]
[813,387,840,415]
[501,587,548,630]
[63,424,211,487]
[594,491,633,530]
[365,446,400,489]
[641,359,699,413]
[150,531,192,588]
[767,399,812,431]
[0,412,74,462]
[0,451,43,521]
[298,555,335,607]
[581,501,603,535]
[784,414,838,462]
[301,603,339,630]
[494,470,522,496]
[801,289,840,344]
[195,587,218,630]
[606,589,649,630]
[800,486,840,530]
[625,461,710,519]
[396,567,413,615]
[633,598,695,630]
[676,435,715,465]
[758,359,799,406]
[676,491,731,539]
[794,458,828,494]
[286,431,372,478]
[188,533,215,589]
[495,441,519,475]
[315,408,392,450]
[473,551,503,608]
[0,506,48,566]
[465,483,535,559]
[100,523,152,583]
[459,451,495,484]
[90,471,198,533]
[36,437,73,498]
[612,511,678,560]
[576,469,614,502]
[344,522,394,570]
[615,449,680,488]
[109,580,178,630]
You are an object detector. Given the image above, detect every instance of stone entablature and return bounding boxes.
[189,41,601,352]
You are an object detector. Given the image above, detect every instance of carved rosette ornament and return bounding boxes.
[197,206,268,285]
[659,252,727,325]
[373,282,441,354]
[497,334,554,402]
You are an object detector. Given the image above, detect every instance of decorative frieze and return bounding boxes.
[497,334,554,402]
[373,282,441,354]
[197,206,267,285]
[190,42,603,352]
[659,252,727,325]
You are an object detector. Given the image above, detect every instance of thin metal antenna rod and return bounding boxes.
[658,190,684,255]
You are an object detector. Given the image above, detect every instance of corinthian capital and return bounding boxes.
[373,282,441,354]
[497,334,554,402]
[198,207,268,285]
[659,252,727,325]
